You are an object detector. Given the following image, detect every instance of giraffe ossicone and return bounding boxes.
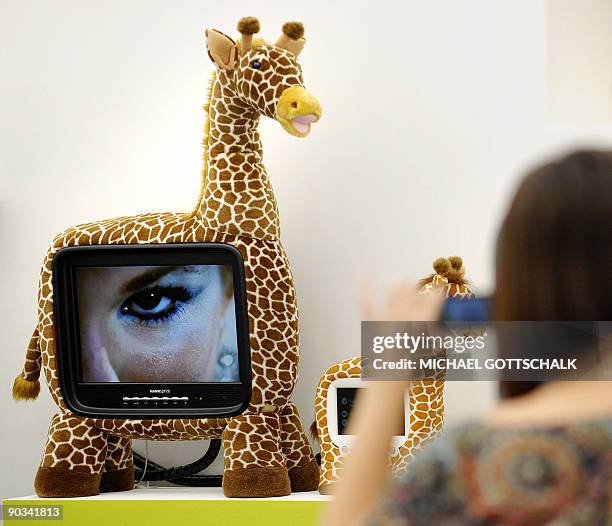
[13,16,322,499]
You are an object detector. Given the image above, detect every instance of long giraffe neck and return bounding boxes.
[194,70,281,240]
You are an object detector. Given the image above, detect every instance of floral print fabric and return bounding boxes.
[371,419,612,525]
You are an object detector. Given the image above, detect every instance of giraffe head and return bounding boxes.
[205,17,322,137]
[419,256,473,298]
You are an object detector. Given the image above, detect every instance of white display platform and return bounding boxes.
[9,485,329,501]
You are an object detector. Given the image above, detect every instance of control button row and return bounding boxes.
[122,396,189,401]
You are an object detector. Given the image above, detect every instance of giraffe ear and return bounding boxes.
[205,29,237,70]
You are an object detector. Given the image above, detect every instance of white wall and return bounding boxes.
[1,0,611,500]
[548,0,612,123]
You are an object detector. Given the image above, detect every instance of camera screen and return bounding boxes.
[442,296,492,322]
[75,264,239,383]
[336,387,405,436]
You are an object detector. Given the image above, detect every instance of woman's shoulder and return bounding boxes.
[407,416,612,483]
[375,418,612,525]
[412,416,612,452]
[449,417,612,460]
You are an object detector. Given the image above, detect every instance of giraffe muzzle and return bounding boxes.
[276,86,322,138]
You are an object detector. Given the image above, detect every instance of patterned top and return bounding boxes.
[370,418,612,525]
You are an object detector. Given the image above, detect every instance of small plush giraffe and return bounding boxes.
[13,17,322,498]
[314,257,473,493]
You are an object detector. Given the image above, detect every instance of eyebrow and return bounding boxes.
[120,266,200,294]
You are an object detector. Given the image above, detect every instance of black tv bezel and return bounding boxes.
[52,243,252,419]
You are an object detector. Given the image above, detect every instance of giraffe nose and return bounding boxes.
[276,86,322,121]
[276,86,322,137]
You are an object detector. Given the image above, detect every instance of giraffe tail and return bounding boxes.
[13,327,41,401]
[309,420,319,442]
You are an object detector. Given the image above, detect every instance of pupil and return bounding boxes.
[253,61,261,68]
[133,290,161,310]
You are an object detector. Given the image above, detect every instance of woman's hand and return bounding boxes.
[361,280,445,321]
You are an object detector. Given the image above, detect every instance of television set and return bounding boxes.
[52,243,252,418]
[326,378,410,455]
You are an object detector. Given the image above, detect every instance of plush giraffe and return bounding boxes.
[12,17,322,499]
[314,257,473,494]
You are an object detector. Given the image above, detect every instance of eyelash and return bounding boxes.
[120,286,193,325]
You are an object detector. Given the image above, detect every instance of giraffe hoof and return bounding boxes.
[288,458,319,492]
[100,465,135,493]
[223,465,291,498]
[318,482,336,495]
[35,466,101,498]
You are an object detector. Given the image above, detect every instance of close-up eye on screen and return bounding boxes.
[75,264,239,383]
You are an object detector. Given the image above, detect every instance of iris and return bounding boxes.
[120,286,193,324]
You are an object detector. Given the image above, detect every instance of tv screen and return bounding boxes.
[75,264,239,384]
[336,387,405,436]
[52,243,252,418]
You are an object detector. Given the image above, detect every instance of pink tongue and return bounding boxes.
[291,114,317,133]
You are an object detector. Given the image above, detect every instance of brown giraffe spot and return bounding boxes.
[233,434,247,450]
[241,451,256,463]
[55,444,73,459]
[71,452,84,464]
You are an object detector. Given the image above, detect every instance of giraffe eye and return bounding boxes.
[250,59,262,69]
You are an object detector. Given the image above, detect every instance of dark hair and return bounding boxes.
[494,150,612,398]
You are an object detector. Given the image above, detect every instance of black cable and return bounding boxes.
[132,439,223,486]
[133,439,220,479]
[166,474,223,487]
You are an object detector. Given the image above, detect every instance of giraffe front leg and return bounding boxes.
[222,414,291,497]
[280,402,319,492]
[100,434,134,493]
[35,413,107,498]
